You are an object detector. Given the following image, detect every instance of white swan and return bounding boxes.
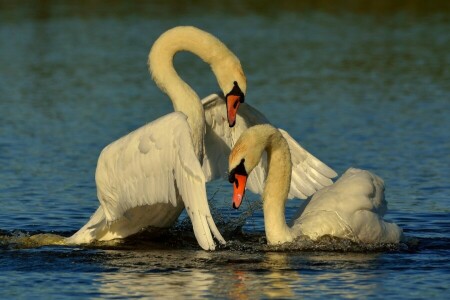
[66,26,247,250]
[66,26,337,250]
[228,124,403,245]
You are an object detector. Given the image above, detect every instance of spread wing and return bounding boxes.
[95,112,224,250]
[201,93,337,199]
[279,129,337,199]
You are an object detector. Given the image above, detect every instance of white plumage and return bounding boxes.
[228,124,403,245]
[67,113,223,250]
[291,168,403,244]
[66,26,247,250]
[202,94,337,199]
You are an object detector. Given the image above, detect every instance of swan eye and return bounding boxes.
[235,159,247,175]
[228,171,236,184]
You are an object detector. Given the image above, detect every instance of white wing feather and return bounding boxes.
[202,93,337,199]
[278,129,337,199]
[95,112,224,250]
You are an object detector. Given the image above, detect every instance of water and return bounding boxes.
[1,1,449,298]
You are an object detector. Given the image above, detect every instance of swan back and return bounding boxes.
[292,168,403,243]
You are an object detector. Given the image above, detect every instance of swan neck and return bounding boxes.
[149,27,237,160]
[262,131,293,244]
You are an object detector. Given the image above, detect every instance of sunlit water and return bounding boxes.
[1,1,449,299]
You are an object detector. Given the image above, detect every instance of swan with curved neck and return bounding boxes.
[149,26,246,159]
[66,26,247,250]
[228,124,403,245]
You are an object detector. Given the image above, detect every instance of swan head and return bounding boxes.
[228,125,270,208]
[225,81,245,128]
[212,56,246,128]
[228,158,248,209]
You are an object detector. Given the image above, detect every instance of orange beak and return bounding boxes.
[232,174,247,209]
[226,95,242,128]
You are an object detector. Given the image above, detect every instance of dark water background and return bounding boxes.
[0,1,449,298]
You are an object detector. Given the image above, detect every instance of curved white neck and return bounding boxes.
[148,26,241,160]
[261,129,293,245]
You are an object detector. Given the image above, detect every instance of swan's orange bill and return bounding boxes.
[226,95,241,127]
[232,174,247,209]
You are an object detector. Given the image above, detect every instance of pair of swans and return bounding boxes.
[66,26,336,250]
[229,124,403,245]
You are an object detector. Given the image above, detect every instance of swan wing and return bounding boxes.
[279,129,337,199]
[202,94,268,194]
[202,93,336,198]
[95,112,224,250]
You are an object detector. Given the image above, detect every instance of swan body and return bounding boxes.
[67,26,247,250]
[228,124,403,245]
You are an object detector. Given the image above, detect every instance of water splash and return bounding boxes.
[0,230,65,249]
[0,189,417,253]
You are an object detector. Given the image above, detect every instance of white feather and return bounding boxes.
[202,94,337,199]
[67,113,224,250]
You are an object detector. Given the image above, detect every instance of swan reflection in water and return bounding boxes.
[223,252,383,299]
[93,249,383,299]
[94,250,216,298]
